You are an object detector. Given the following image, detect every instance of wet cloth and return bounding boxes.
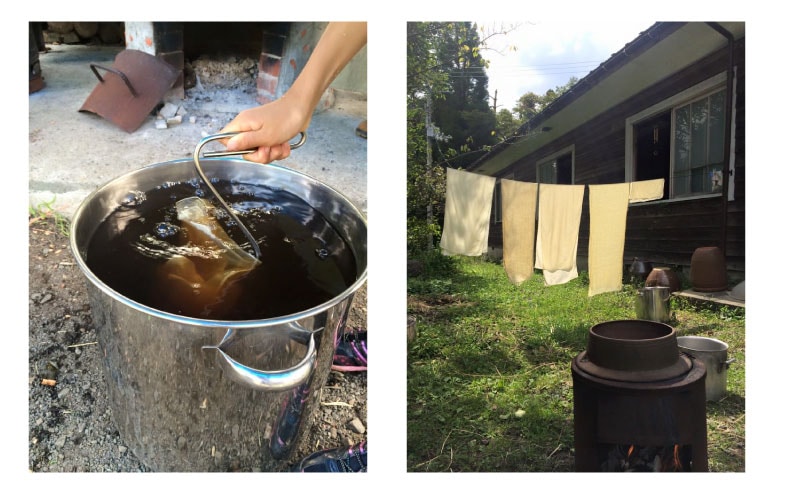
[588,183,630,296]
[629,178,665,203]
[440,168,496,256]
[500,179,538,284]
[534,183,585,286]
[157,197,259,318]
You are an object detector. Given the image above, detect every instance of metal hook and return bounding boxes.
[191,131,308,260]
[201,131,306,158]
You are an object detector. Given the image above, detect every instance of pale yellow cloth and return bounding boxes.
[588,183,630,296]
[501,179,538,284]
[629,178,665,203]
[440,168,497,256]
[534,183,585,285]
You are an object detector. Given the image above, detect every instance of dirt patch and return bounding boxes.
[28,215,367,472]
[408,294,474,322]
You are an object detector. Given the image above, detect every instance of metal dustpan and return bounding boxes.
[79,49,179,133]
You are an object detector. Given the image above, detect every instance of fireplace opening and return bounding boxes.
[571,320,708,472]
[600,443,693,472]
[182,22,267,60]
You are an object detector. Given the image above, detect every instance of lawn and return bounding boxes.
[406,253,745,472]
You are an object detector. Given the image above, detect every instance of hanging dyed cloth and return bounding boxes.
[588,183,630,296]
[629,178,665,203]
[439,168,496,256]
[500,179,538,284]
[534,183,585,286]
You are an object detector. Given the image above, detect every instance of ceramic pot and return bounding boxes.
[690,246,727,292]
[645,267,681,294]
[628,258,653,281]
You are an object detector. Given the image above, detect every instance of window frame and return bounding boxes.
[492,172,514,224]
[624,70,737,202]
[535,145,575,185]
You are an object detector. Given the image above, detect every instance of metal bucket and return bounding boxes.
[677,336,734,402]
[70,158,367,471]
[635,286,672,323]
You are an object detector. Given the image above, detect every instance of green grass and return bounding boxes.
[407,254,745,472]
[29,198,70,236]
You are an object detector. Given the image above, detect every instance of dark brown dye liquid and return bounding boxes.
[85,178,357,320]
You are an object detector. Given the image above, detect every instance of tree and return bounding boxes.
[407,22,501,255]
[407,22,449,254]
[430,22,498,169]
[493,107,519,142]
[410,22,564,255]
[512,76,580,122]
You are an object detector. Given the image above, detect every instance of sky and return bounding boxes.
[475,20,655,112]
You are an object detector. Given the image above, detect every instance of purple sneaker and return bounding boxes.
[332,328,367,372]
[291,442,367,472]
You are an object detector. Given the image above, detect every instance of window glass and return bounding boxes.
[537,152,572,185]
[671,88,726,198]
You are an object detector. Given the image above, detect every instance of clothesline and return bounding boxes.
[439,168,664,296]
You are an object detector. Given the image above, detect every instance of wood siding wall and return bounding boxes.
[489,37,745,276]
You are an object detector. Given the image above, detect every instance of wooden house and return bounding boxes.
[468,22,745,284]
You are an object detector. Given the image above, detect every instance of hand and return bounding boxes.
[219,22,366,164]
[220,93,310,163]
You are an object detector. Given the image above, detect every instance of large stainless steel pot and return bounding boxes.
[635,286,672,323]
[70,157,367,471]
[677,336,734,402]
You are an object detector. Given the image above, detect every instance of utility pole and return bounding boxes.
[491,89,497,114]
[425,91,434,250]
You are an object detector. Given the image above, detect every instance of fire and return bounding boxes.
[602,443,689,472]
[673,444,682,472]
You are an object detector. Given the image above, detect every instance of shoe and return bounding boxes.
[291,442,367,472]
[332,327,367,372]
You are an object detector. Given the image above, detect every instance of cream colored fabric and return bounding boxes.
[440,168,497,256]
[629,178,665,203]
[588,183,630,296]
[501,179,538,284]
[534,183,585,285]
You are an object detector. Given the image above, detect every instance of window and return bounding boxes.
[492,173,514,223]
[536,146,574,184]
[626,71,735,201]
[672,90,726,197]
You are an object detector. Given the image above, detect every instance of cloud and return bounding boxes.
[478,20,651,110]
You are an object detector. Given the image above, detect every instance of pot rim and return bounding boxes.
[677,335,729,352]
[69,157,368,329]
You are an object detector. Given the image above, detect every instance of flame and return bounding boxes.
[627,445,634,458]
[673,444,682,472]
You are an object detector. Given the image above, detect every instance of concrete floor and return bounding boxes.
[29,44,368,220]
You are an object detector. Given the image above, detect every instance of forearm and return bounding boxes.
[284,22,367,127]
[220,22,366,163]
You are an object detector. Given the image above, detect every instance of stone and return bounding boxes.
[347,417,366,434]
[159,102,179,118]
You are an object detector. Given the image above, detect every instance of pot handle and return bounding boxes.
[720,357,736,373]
[199,130,307,158]
[202,325,318,392]
[88,63,138,97]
